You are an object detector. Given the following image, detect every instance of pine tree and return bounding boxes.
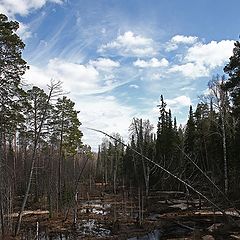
[0,14,28,145]
[50,96,83,207]
[0,14,28,236]
[23,86,52,201]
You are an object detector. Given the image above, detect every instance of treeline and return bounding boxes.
[96,46,240,200]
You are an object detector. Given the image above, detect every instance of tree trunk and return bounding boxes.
[0,190,4,237]
[15,82,58,236]
[0,127,5,237]
[221,112,228,195]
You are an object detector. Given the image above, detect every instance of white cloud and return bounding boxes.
[24,60,98,94]
[169,62,210,78]
[166,35,198,51]
[133,58,169,68]
[166,95,192,108]
[169,40,235,79]
[171,35,198,44]
[23,65,50,91]
[24,58,130,96]
[0,0,63,17]
[184,40,235,69]
[47,58,100,93]
[89,58,120,71]
[98,31,157,56]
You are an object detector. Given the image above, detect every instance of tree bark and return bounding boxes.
[15,81,60,236]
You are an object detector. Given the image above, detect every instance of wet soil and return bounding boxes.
[6,187,240,240]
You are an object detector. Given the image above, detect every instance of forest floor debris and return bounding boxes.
[7,189,240,239]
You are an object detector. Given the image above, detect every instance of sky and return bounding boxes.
[1,0,240,150]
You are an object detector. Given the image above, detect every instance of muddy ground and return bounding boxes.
[5,187,240,240]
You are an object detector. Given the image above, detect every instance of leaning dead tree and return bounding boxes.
[87,128,239,226]
[15,80,62,236]
[177,145,240,216]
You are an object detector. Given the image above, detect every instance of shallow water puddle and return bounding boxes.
[80,200,111,215]
[77,219,111,237]
[128,229,162,240]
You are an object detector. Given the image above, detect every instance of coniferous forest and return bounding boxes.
[1,13,240,239]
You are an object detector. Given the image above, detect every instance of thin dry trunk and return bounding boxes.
[15,82,59,236]
[221,112,228,195]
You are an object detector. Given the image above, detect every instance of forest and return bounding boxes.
[1,13,240,239]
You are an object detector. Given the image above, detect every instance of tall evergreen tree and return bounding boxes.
[155,95,180,189]
[0,14,28,236]
[50,96,83,206]
[184,106,195,156]
[183,106,196,182]
[224,41,240,194]
[224,41,240,116]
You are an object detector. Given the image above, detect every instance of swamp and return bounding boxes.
[1,1,240,240]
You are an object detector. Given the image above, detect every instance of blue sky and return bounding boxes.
[1,0,239,150]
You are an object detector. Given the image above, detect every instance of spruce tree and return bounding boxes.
[184,105,195,156]
[224,41,240,194]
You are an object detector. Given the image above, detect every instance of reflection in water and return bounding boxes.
[128,230,162,240]
[21,219,111,240]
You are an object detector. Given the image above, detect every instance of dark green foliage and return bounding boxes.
[224,41,240,116]
[154,96,181,189]
[51,96,83,156]
[184,106,195,156]
[224,41,240,195]
[0,13,28,142]
[0,14,28,90]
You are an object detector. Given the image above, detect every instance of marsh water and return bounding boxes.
[16,196,234,240]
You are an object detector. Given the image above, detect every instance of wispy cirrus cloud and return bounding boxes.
[22,26,235,149]
[24,58,134,96]
[98,31,157,57]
